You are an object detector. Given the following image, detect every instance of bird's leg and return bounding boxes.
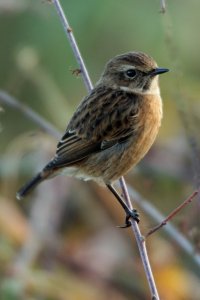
[106,184,140,228]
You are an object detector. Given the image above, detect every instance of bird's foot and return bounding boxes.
[117,208,140,228]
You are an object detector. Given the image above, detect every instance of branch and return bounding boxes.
[127,185,200,267]
[0,90,61,139]
[119,178,160,299]
[52,0,93,92]
[160,0,166,13]
[160,4,200,193]
[146,190,198,238]
[52,1,160,299]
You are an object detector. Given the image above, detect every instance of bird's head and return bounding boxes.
[100,52,169,94]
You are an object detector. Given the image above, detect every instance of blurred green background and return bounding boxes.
[0,0,200,299]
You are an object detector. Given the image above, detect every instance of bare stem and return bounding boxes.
[51,0,160,299]
[160,0,166,13]
[0,90,61,139]
[127,185,200,267]
[161,9,200,194]
[52,0,93,92]
[146,190,198,238]
[119,178,160,299]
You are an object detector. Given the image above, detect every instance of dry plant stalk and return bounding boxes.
[146,190,199,238]
[160,0,166,14]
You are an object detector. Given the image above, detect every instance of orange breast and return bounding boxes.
[106,94,163,182]
[76,94,162,184]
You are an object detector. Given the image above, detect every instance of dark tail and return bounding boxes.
[16,171,49,200]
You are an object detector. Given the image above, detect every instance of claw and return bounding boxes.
[116,220,132,228]
[117,209,140,229]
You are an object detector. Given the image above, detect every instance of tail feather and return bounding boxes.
[16,172,45,200]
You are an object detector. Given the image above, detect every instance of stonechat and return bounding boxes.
[17,52,169,226]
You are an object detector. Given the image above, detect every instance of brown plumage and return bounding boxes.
[16,52,168,226]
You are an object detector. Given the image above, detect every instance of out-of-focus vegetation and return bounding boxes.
[0,0,200,299]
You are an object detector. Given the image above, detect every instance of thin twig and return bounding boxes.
[161,11,200,196]
[119,178,159,299]
[160,0,166,14]
[127,185,200,267]
[52,1,160,299]
[146,190,198,238]
[52,0,93,92]
[0,90,61,139]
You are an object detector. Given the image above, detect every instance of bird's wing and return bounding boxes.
[47,87,140,169]
[52,130,102,167]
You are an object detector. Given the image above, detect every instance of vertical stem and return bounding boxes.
[160,0,166,13]
[52,0,93,92]
[119,177,160,299]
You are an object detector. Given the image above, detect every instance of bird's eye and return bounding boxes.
[125,69,137,78]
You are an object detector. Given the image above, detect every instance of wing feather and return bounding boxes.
[47,87,140,170]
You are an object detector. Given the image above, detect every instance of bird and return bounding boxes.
[16,51,169,227]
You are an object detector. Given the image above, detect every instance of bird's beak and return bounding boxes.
[150,68,169,76]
